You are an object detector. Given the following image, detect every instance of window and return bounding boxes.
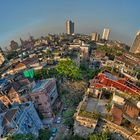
[35,96,39,99]
[51,96,54,101]
[14,117,17,121]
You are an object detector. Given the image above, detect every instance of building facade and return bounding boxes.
[91,32,99,41]
[102,28,110,40]
[130,31,140,53]
[66,20,74,35]
[0,102,43,138]
[30,78,58,118]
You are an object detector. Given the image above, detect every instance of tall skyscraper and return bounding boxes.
[102,28,110,40]
[91,32,99,41]
[129,31,140,53]
[66,20,74,35]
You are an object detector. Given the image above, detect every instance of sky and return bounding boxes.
[0,0,140,48]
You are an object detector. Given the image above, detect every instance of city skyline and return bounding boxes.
[0,0,140,48]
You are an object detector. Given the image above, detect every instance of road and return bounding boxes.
[53,121,69,140]
[51,106,70,140]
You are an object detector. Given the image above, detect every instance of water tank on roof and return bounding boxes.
[137,101,140,109]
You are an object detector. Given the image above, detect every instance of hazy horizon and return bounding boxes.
[0,0,140,48]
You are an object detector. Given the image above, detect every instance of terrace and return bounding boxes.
[31,79,50,93]
[90,71,140,95]
[76,89,111,121]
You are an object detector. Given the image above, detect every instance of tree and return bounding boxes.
[56,59,82,80]
[48,68,58,77]
[87,68,101,80]
[136,81,140,88]
[89,131,111,140]
[6,134,13,140]
[134,68,140,80]
[63,108,75,127]
[38,128,51,140]
[106,53,115,60]
[63,108,75,118]
[7,133,37,140]
[102,66,112,72]
[80,62,89,71]
[34,69,48,80]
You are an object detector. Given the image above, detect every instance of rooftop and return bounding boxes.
[31,78,53,93]
[85,97,106,114]
[0,79,8,85]
[2,109,18,127]
[104,72,117,81]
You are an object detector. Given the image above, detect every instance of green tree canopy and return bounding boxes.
[135,68,140,80]
[89,131,111,140]
[7,133,37,140]
[87,68,101,80]
[38,128,51,140]
[63,108,75,127]
[56,59,82,80]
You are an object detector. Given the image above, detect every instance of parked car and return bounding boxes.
[56,116,61,124]
[63,107,67,111]
[51,127,57,137]
[63,105,67,111]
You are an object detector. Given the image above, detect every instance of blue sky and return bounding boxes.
[0,0,140,48]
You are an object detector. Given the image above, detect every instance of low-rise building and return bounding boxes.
[74,68,140,139]
[0,78,33,107]
[90,71,140,95]
[0,102,43,138]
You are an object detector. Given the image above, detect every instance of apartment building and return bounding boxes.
[30,78,58,118]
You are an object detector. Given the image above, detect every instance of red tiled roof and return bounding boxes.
[15,63,26,69]
[112,106,123,125]
[123,103,139,119]
[90,72,140,95]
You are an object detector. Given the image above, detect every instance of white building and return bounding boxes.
[102,28,110,40]
[129,30,140,53]
[91,32,99,41]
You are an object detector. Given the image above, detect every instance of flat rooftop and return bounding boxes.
[104,72,117,81]
[86,97,107,114]
[32,79,53,93]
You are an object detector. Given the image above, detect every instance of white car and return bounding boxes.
[56,117,61,124]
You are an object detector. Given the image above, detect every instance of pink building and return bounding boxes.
[30,78,58,118]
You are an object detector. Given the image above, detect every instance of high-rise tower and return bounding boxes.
[130,31,140,53]
[102,28,110,40]
[66,20,74,35]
